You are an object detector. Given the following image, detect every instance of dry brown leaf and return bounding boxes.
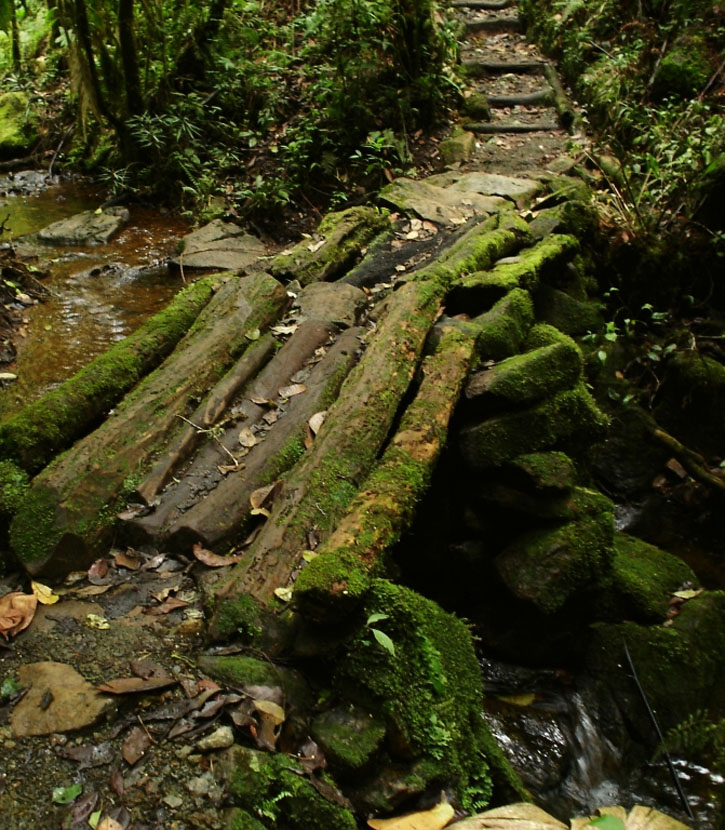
[238,427,258,448]
[146,597,189,615]
[0,592,38,638]
[122,726,151,765]
[270,324,298,337]
[31,580,60,606]
[253,699,286,751]
[192,542,243,568]
[88,558,109,583]
[279,383,306,398]
[250,395,277,406]
[97,676,178,695]
[308,411,327,435]
[249,480,283,512]
[98,817,123,830]
[114,550,142,570]
[368,799,454,830]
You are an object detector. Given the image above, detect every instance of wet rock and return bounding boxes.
[172,219,266,271]
[0,93,38,160]
[197,725,235,751]
[293,282,368,328]
[310,704,386,773]
[10,661,115,737]
[37,207,130,246]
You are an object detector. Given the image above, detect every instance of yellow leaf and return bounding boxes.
[497,692,536,707]
[274,587,293,603]
[31,580,60,605]
[368,799,454,830]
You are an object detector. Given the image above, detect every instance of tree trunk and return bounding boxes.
[10,272,289,577]
[11,1,21,71]
[118,0,143,117]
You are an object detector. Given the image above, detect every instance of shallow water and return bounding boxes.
[0,177,189,420]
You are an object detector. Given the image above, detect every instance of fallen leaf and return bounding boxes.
[122,726,151,765]
[302,551,318,563]
[238,426,258,448]
[218,461,245,475]
[109,768,124,798]
[192,542,243,568]
[673,589,702,600]
[131,659,167,680]
[250,396,277,407]
[279,383,306,398]
[307,238,325,253]
[497,693,537,707]
[85,613,110,630]
[368,799,454,830]
[253,699,286,752]
[250,480,283,512]
[88,558,110,584]
[0,592,38,638]
[308,411,327,435]
[73,584,112,597]
[114,550,142,570]
[98,818,123,830]
[97,676,177,695]
[146,597,189,615]
[71,791,100,825]
[31,580,60,606]
[270,324,298,337]
[245,327,261,341]
[274,587,293,603]
[52,783,83,804]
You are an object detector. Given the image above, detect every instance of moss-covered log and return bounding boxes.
[210,278,446,620]
[10,272,289,577]
[294,324,477,622]
[0,276,221,474]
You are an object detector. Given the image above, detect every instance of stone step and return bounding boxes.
[452,0,515,8]
[486,89,554,107]
[465,16,524,35]
[463,120,563,133]
[462,59,548,77]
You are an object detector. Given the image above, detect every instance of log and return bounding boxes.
[543,64,580,133]
[465,17,524,35]
[486,90,554,108]
[294,324,478,623]
[121,319,357,548]
[210,277,446,623]
[462,59,547,77]
[452,0,514,8]
[10,271,290,577]
[463,121,562,134]
[0,276,221,473]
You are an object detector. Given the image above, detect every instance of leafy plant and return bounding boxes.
[655,708,725,773]
[365,612,396,656]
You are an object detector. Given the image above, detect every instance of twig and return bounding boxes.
[175,414,238,464]
[651,427,725,494]
[48,124,74,179]
[622,639,697,823]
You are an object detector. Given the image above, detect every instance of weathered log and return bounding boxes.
[0,276,221,474]
[462,59,547,77]
[210,277,446,623]
[486,89,554,108]
[463,121,562,134]
[465,16,524,35]
[543,64,580,133]
[452,0,513,8]
[294,324,478,623]
[122,319,359,549]
[11,271,289,576]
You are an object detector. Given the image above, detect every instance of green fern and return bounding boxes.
[655,709,725,773]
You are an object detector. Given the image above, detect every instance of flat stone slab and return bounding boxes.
[427,171,542,203]
[10,661,115,737]
[173,219,266,271]
[37,207,130,245]
[294,282,367,328]
[380,177,507,227]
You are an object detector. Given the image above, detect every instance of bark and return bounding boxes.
[210,278,446,618]
[118,0,143,116]
[11,272,289,576]
[10,1,21,70]
[543,64,579,132]
[294,324,478,623]
[0,276,221,474]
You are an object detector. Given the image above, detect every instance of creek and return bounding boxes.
[0,173,189,420]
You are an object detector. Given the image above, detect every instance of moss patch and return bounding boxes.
[0,92,38,159]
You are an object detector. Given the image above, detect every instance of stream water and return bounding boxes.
[0,173,189,420]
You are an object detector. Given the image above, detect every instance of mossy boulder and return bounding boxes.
[439,129,477,165]
[587,591,725,734]
[460,383,608,470]
[534,284,603,336]
[462,92,492,122]
[0,92,38,159]
[495,488,614,614]
[601,533,697,622]
[218,745,357,830]
[225,808,267,830]
[465,341,582,412]
[310,704,386,774]
[269,206,388,286]
[472,288,535,361]
[503,452,577,496]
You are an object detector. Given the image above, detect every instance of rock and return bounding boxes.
[197,725,235,751]
[534,284,604,336]
[310,704,386,772]
[428,171,543,204]
[0,92,38,159]
[439,129,477,165]
[37,207,130,246]
[10,661,115,737]
[294,282,368,328]
[462,92,492,122]
[380,177,508,227]
[472,288,535,361]
[173,219,266,271]
[502,452,577,497]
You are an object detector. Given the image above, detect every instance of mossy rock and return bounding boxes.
[310,704,386,773]
[439,130,477,165]
[495,488,614,614]
[462,92,491,122]
[465,341,582,412]
[225,808,267,830]
[219,745,357,830]
[534,284,603,336]
[528,201,598,241]
[0,460,29,520]
[652,32,711,100]
[587,591,725,734]
[268,206,388,286]
[503,452,577,496]
[602,532,697,623]
[0,92,38,160]
[472,288,535,362]
[459,383,608,470]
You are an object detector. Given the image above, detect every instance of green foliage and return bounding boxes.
[656,709,725,773]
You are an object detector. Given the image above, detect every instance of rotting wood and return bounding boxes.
[122,319,357,549]
[651,427,725,494]
[11,271,290,577]
[543,64,579,133]
[209,278,446,623]
[0,275,222,474]
[294,324,478,624]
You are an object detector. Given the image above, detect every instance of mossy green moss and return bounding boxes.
[460,383,609,469]
[471,288,535,362]
[534,284,604,336]
[269,207,388,286]
[310,704,386,772]
[652,32,711,100]
[210,594,264,643]
[0,276,219,474]
[0,92,38,158]
[226,808,267,830]
[502,451,577,495]
[227,745,357,830]
[8,484,60,569]
[0,460,29,519]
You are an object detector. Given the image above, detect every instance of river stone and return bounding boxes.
[37,206,130,246]
[173,219,265,271]
[293,282,367,328]
[10,661,115,737]
[380,177,507,227]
